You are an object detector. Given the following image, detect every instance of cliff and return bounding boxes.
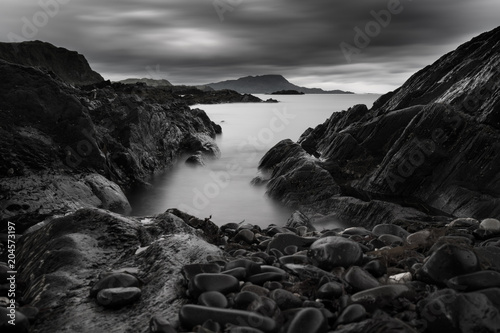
[257,26,500,228]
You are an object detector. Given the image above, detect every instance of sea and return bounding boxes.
[129,94,381,227]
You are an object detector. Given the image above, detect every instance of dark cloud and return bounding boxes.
[1,0,498,92]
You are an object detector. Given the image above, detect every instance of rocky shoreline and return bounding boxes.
[1,27,500,332]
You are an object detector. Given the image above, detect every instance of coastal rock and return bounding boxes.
[308,236,363,269]
[96,287,142,308]
[286,308,328,333]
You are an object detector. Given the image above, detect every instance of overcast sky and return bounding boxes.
[1,0,499,93]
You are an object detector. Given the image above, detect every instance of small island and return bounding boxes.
[270,89,305,95]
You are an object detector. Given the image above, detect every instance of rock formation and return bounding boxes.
[257,26,500,228]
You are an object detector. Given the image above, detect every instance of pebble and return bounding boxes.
[179,304,278,332]
[351,284,415,310]
[344,266,380,291]
[377,234,404,246]
[269,289,302,310]
[233,291,260,310]
[191,273,240,295]
[286,308,328,333]
[479,218,500,232]
[149,316,177,333]
[241,284,269,297]
[446,270,500,291]
[308,236,363,269]
[90,273,140,298]
[372,224,409,239]
[96,287,141,308]
[316,281,344,299]
[198,291,228,308]
[182,263,221,281]
[267,234,317,254]
[234,229,255,244]
[363,259,387,278]
[406,230,431,246]
[225,259,262,277]
[247,272,284,285]
[221,267,247,280]
[416,243,480,286]
[335,304,367,326]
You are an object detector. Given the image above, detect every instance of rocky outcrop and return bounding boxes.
[0,41,104,86]
[0,50,221,232]
[257,26,500,228]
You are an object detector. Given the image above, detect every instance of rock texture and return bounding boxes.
[257,26,500,228]
[0,41,104,86]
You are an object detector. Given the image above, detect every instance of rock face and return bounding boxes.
[0,48,221,232]
[257,26,500,228]
[0,41,104,86]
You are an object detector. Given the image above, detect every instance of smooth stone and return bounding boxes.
[341,227,372,236]
[191,273,240,295]
[247,296,280,318]
[0,307,30,333]
[221,222,240,232]
[284,245,298,255]
[344,266,380,292]
[446,270,500,291]
[234,229,255,244]
[378,234,404,246]
[247,272,284,285]
[279,255,309,265]
[179,305,277,332]
[351,284,415,310]
[427,236,473,254]
[266,234,317,254]
[221,267,248,281]
[283,264,337,282]
[316,281,344,299]
[406,230,432,246]
[198,291,228,308]
[201,319,221,332]
[474,246,500,272]
[479,218,500,231]
[372,224,410,239]
[241,285,269,297]
[419,289,500,333]
[363,259,387,278]
[266,226,295,236]
[447,218,479,228]
[96,287,141,308]
[260,265,287,276]
[233,291,261,310]
[182,263,221,281]
[308,236,363,270]
[286,308,328,333]
[227,326,265,333]
[335,304,367,325]
[225,259,262,277]
[269,289,302,310]
[263,281,282,291]
[149,316,177,333]
[90,273,140,298]
[417,244,480,286]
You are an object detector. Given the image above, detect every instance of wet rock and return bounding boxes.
[474,246,500,272]
[179,305,277,333]
[363,259,387,278]
[96,287,141,308]
[308,236,363,269]
[419,289,500,333]
[351,284,415,310]
[233,291,261,310]
[377,234,404,246]
[266,234,317,254]
[247,272,285,286]
[241,285,269,297]
[316,281,344,299]
[372,224,410,239]
[344,266,380,292]
[279,255,309,265]
[447,218,480,228]
[198,291,228,308]
[149,316,177,333]
[221,267,248,281]
[479,218,500,232]
[406,230,432,247]
[225,259,262,277]
[416,243,480,286]
[335,304,367,326]
[90,273,141,298]
[269,289,302,310]
[182,263,221,281]
[191,273,240,295]
[285,211,316,232]
[446,270,500,291]
[286,308,328,333]
[233,229,255,244]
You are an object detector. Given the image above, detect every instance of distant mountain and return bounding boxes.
[118,78,173,87]
[207,74,353,94]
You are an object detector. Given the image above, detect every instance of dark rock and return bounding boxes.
[286,308,328,333]
[269,289,302,310]
[241,285,269,297]
[221,267,248,281]
[90,273,140,298]
[377,234,404,246]
[372,224,410,239]
[474,246,500,272]
[233,229,255,244]
[351,284,416,310]
[416,243,480,286]
[335,304,367,326]
[419,289,500,333]
[149,316,177,333]
[96,287,141,308]
[225,259,262,277]
[190,273,240,295]
[185,153,205,166]
[344,266,380,292]
[284,211,316,232]
[266,234,317,254]
[363,259,387,278]
[316,281,344,299]
[479,218,500,231]
[198,291,228,308]
[308,236,363,269]
[247,296,280,319]
[179,304,277,333]
[279,255,309,265]
[182,263,221,281]
[247,273,285,286]
[233,291,261,310]
[446,270,500,291]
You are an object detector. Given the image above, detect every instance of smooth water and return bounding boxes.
[129,94,380,227]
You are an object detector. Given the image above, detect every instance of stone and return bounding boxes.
[267,234,317,254]
[247,272,285,286]
[198,291,228,308]
[363,259,387,278]
[191,273,240,296]
[416,243,480,286]
[372,224,410,239]
[316,281,344,299]
[351,284,415,310]
[233,291,261,310]
[335,304,367,326]
[269,289,302,310]
[377,234,404,246]
[179,305,277,333]
[446,270,500,291]
[344,266,380,292]
[474,246,500,272]
[241,285,269,297]
[149,316,177,333]
[479,218,500,231]
[406,230,432,246]
[182,263,222,281]
[221,267,248,281]
[90,273,141,298]
[225,259,262,277]
[307,236,363,269]
[96,287,141,308]
[234,229,255,244]
[286,308,328,333]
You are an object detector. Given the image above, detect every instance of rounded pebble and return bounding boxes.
[96,287,141,308]
[308,236,363,269]
[198,291,228,308]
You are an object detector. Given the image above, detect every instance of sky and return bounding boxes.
[1,0,499,93]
